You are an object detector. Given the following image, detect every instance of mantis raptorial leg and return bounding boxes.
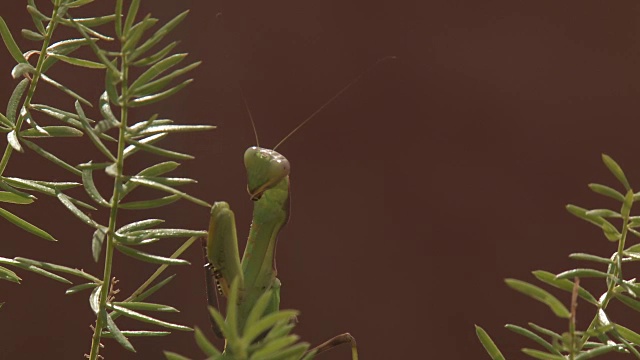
[203,57,394,358]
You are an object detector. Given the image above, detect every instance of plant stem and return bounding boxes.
[0,1,61,176]
[578,206,631,348]
[87,45,131,360]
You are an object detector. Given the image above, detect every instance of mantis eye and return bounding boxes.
[244,147,290,200]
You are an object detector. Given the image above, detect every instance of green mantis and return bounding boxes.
[204,144,358,359]
[202,57,394,359]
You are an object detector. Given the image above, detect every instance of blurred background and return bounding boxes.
[1,0,640,359]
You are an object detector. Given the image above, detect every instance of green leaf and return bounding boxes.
[124,228,206,240]
[89,285,101,314]
[123,133,166,158]
[7,130,22,152]
[0,257,70,284]
[122,0,141,36]
[0,208,56,241]
[114,0,123,38]
[105,63,121,104]
[129,53,187,92]
[14,257,100,282]
[110,301,178,312]
[475,325,505,360]
[254,342,309,360]
[532,270,597,305]
[0,191,33,205]
[81,167,110,207]
[246,291,276,332]
[566,204,606,227]
[26,4,47,34]
[0,17,27,63]
[527,322,562,341]
[0,180,35,200]
[130,274,176,303]
[67,18,119,75]
[568,253,613,265]
[602,154,631,191]
[92,227,107,262]
[1,177,75,197]
[244,310,299,345]
[574,344,618,359]
[103,330,170,338]
[11,63,36,79]
[130,62,201,98]
[504,324,562,356]
[118,219,165,234]
[57,192,101,229]
[65,282,99,295]
[521,349,564,360]
[116,244,190,265]
[47,53,106,69]
[40,74,92,107]
[118,195,181,210]
[614,293,640,313]
[208,306,229,340]
[110,304,192,331]
[65,19,113,41]
[120,161,180,197]
[622,189,634,219]
[585,209,620,218]
[135,124,215,137]
[130,10,189,61]
[129,79,193,107]
[252,335,301,358]
[43,38,96,72]
[105,310,136,352]
[20,126,84,138]
[124,136,194,160]
[614,323,640,344]
[194,327,221,357]
[1,177,52,197]
[7,78,29,123]
[131,41,178,67]
[555,268,609,280]
[504,279,570,318]
[21,28,43,41]
[66,14,116,27]
[122,16,158,54]
[127,117,170,134]
[566,204,620,241]
[98,91,120,127]
[0,112,13,128]
[66,0,95,8]
[163,352,191,360]
[126,177,210,207]
[29,104,83,128]
[47,38,92,54]
[0,265,21,283]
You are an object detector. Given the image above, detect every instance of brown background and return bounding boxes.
[1,0,639,359]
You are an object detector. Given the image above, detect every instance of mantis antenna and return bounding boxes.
[240,86,260,147]
[272,55,396,151]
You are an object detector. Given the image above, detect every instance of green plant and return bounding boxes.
[0,1,212,359]
[477,154,640,359]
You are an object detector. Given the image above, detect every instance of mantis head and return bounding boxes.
[244,146,290,201]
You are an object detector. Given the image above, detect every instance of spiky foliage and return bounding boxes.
[164,279,317,360]
[0,1,214,359]
[477,154,640,359]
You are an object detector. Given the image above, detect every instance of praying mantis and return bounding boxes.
[202,57,393,359]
